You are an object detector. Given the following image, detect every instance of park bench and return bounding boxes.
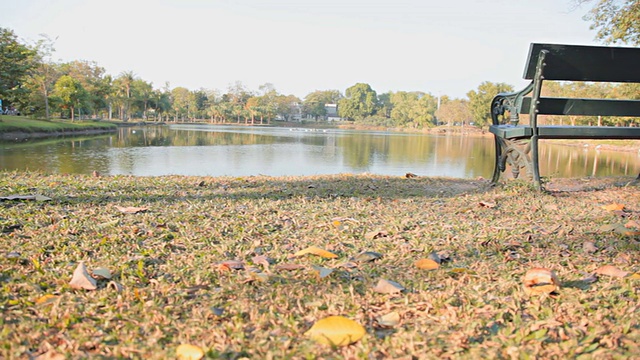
[489,43,640,190]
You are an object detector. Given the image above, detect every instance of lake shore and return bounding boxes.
[1,171,638,358]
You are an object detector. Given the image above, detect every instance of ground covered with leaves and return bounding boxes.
[1,171,638,359]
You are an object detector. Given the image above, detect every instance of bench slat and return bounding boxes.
[521,97,640,117]
[523,43,640,83]
[490,124,640,140]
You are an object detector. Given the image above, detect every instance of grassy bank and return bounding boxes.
[0,115,117,139]
[1,171,639,359]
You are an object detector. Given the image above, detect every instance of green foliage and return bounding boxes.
[338,83,378,121]
[580,0,640,45]
[467,81,514,127]
[389,91,438,128]
[52,75,88,120]
[0,27,35,106]
[303,90,342,120]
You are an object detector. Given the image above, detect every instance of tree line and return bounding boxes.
[1,1,638,129]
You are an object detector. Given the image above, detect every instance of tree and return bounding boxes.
[131,79,153,119]
[435,98,472,126]
[303,90,342,121]
[60,60,107,118]
[113,71,135,121]
[467,81,514,127]
[53,75,87,121]
[389,91,438,128]
[578,0,640,45]
[171,87,196,121]
[0,27,35,111]
[338,83,377,121]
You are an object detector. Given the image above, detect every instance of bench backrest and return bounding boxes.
[523,43,640,83]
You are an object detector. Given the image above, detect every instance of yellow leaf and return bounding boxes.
[601,203,625,211]
[595,265,629,278]
[305,316,365,346]
[448,268,476,275]
[415,258,439,270]
[36,294,59,305]
[628,273,640,280]
[294,246,338,259]
[176,344,204,360]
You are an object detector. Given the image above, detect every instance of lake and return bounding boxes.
[1,124,638,179]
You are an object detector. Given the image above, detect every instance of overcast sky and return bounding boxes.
[1,0,599,99]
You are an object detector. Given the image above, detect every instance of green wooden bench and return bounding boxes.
[489,43,640,190]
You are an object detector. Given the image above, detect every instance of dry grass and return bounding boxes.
[1,171,638,359]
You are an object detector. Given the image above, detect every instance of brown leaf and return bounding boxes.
[376,311,401,327]
[115,205,148,214]
[364,230,388,241]
[583,241,598,254]
[595,265,629,278]
[274,263,306,271]
[252,255,271,268]
[479,201,496,208]
[373,278,405,294]
[69,262,97,290]
[405,172,418,178]
[217,260,244,271]
[523,268,559,295]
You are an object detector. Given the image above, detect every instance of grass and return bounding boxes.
[0,115,116,133]
[0,171,639,359]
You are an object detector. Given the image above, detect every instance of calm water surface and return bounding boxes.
[1,124,638,179]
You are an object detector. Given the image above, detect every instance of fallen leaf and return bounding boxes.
[353,251,383,263]
[364,230,388,241]
[35,294,59,305]
[294,246,338,259]
[583,241,598,254]
[601,203,625,211]
[176,344,205,360]
[405,172,418,178]
[0,194,52,201]
[252,255,271,268]
[628,273,640,280]
[376,311,401,327]
[311,265,334,279]
[479,201,496,208]
[415,258,439,270]
[92,267,112,280]
[216,260,245,271]
[595,265,629,278]
[305,316,365,346]
[69,262,97,290]
[448,268,476,275]
[373,278,405,294]
[115,205,148,214]
[274,263,306,271]
[625,220,640,229]
[107,281,124,292]
[523,268,559,295]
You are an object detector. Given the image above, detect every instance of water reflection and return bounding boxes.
[0,124,638,179]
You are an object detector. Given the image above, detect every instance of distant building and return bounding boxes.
[325,103,342,122]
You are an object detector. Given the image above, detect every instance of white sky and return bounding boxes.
[1,0,598,99]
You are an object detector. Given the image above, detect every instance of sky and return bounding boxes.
[1,0,600,99]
